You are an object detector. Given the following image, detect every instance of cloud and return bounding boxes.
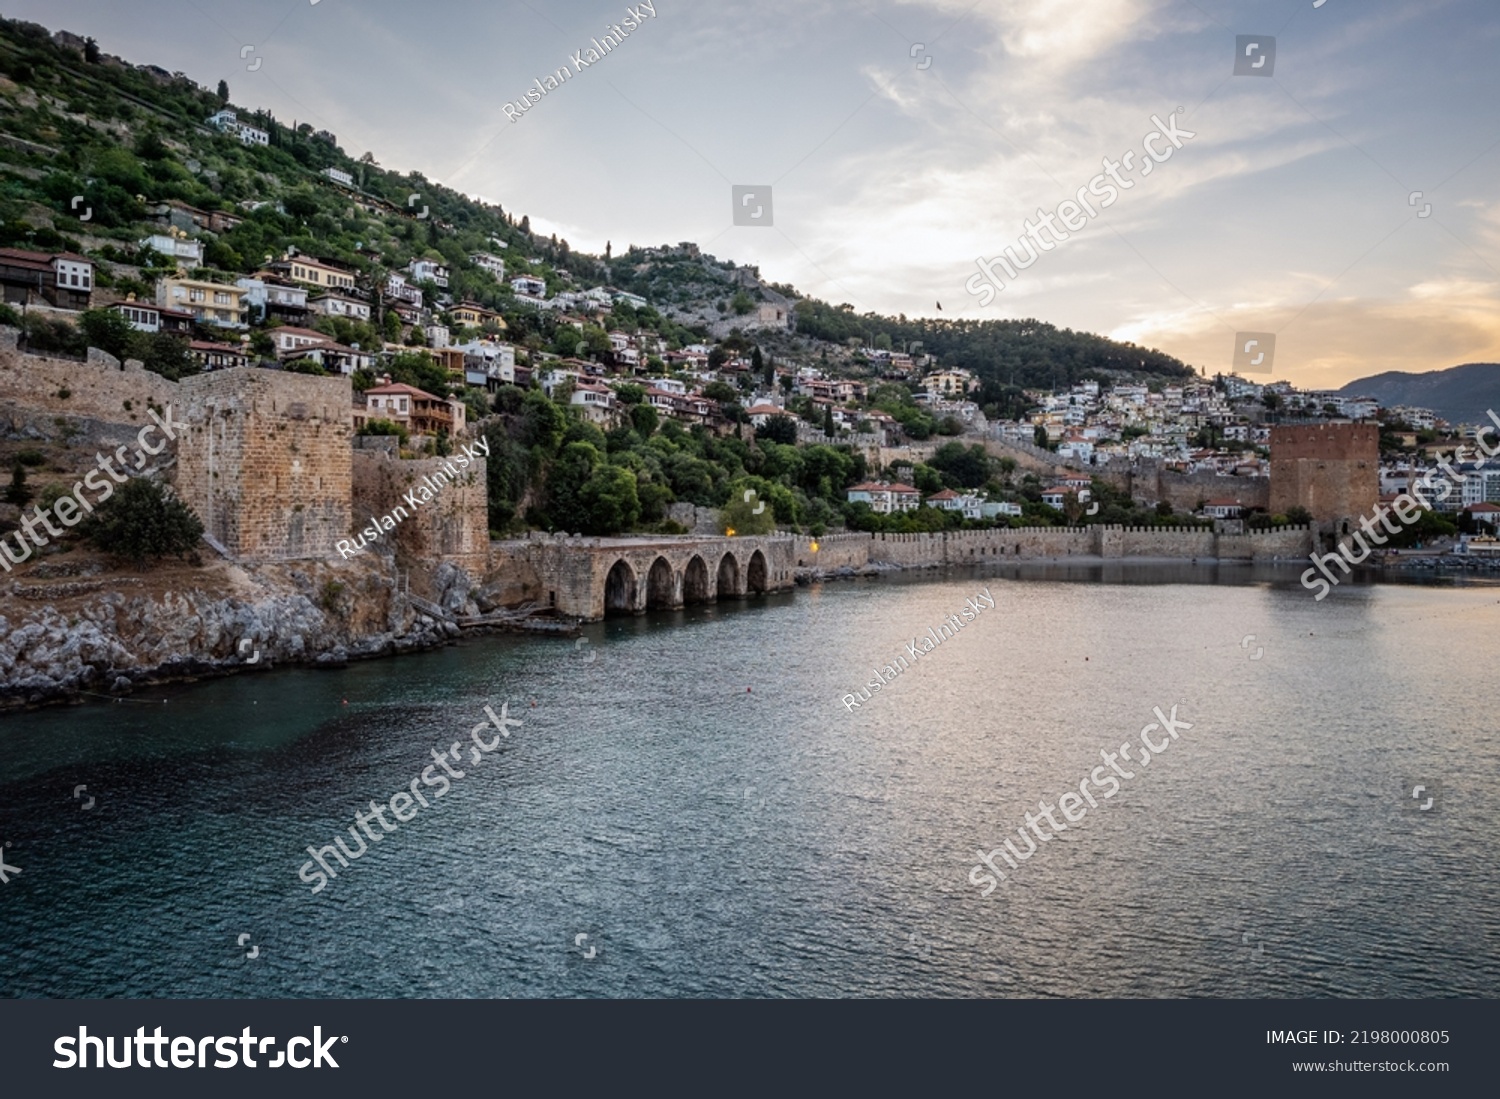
[1114,279,1500,386]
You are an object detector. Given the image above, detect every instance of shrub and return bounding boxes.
[78,478,205,568]
[358,418,409,442]
[319,580,347,612]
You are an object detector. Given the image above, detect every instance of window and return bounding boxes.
[189,288,205,302]
[214,292,230,305]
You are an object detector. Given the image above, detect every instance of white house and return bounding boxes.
[1201,498,1244,519]
[981,501,1024,519]
[570,381,617,424]
[846,481,920,514]
[109,301,163,333]
[745,402,785,427]
[205,109,269,146]
[408,259,449,289]
[511,275,547,297]
[139,233,204,267]
[385,272,424,306]
[269,326,333,356]
[470,252,507,280]
[321,167,355,186]
[456,339,518,386]
[540,368,583,397]
[308,293,372,322]
[236,276,309,321]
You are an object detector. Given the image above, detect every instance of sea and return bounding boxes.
[1,562,1497,998]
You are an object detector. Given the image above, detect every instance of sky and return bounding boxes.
[14,0,1500,388]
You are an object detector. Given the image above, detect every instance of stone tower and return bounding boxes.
[1269,422,1378,546]
[174,368,353,560]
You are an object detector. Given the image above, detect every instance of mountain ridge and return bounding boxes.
[1337,362,1500,426]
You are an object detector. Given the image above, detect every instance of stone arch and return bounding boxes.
[716,552,741,599]
[646,555,675,610]
[746,549,768,595]
[604,559,637,616]
[683,554,712,603]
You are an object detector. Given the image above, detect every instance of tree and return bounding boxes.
[78,308,137,362]
[928,442,991,488]
[217,79,230,103]
[85,37,101,64]
[79,478,204,568]
[578,464,641,534]
[1286,505,1313,526]
[284,189,321,221]
[823,405,835,436]
[138,332,199,381]
[1034,424,1050,449]
[721,480,777,535]
[5,462,32,507]
[702,380,738,404]
[755,414,798,446]
[629,403,659,437]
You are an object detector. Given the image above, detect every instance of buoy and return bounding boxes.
[747,687,752,693]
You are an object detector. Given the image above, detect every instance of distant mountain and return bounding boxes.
[1338,363,1500,426]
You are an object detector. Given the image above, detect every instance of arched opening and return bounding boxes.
[683,555,712,603]
[716,553,740,599]
[646,556,675,609]
[604,559,637,616]
[747,550,768,595]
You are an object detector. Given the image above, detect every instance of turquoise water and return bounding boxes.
[1,564,1497,997]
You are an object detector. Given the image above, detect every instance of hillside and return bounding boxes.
[1338,362,1500,427]
[0,15,1196,393]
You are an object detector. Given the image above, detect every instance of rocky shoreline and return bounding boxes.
[0,555,573,712]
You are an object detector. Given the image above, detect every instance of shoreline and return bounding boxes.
[6,551,1495,713]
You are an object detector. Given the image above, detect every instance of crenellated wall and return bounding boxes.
[794,524,1312,569]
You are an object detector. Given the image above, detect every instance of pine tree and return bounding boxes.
[216,79,229,103]
[823,405,835,436]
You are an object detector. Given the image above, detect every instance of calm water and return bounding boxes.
[2,564,1498,998]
